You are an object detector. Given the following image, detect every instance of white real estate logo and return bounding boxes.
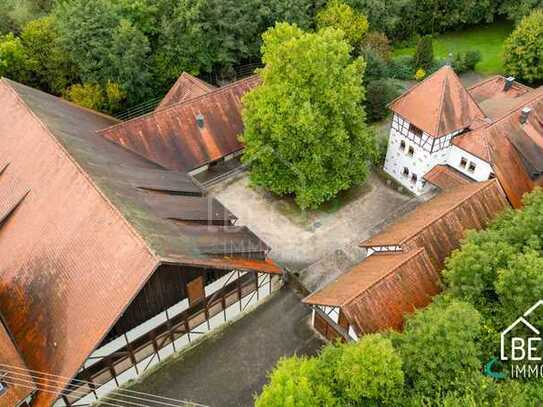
[500,300,543,378]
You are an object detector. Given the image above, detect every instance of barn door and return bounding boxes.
[187,276,205,306]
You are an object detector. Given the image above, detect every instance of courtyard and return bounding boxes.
[211,172,416,272]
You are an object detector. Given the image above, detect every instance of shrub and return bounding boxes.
[414,68,426,81]
[362,31,391,61]
[0,32,28,81]
[388,55,416,80]
[451,50,481,74]
[504,10,543,84]
[414,35,434,70]
[64,81,126,113]
[255,356,337,407]
[360,47,388,82]
[365,78,401,122]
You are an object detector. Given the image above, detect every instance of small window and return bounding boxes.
[402,167,409,177]
[468,162,476,173]
[400,140,406,151]
[411,173,418,184]
[409,124,423,136]
[488,173,495,180]
[408,146,415,156]
[460,157,468,168]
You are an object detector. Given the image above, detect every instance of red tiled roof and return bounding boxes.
[452,126,492,162]
[156,72,216,110]
[361,180,509,273]
[0,78,280,406]
[0,321,35,406]
[423,165,473,189]
[304,248,441,335]
[389,66,485,137]
[99,75,261,172]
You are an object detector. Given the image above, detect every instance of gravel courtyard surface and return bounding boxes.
[211,172,415,271]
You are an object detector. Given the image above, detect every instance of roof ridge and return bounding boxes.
[98,75,260,135]
[490,87,543,127]
[1,79,160,262]
[467,75,503,91]
[339,248,427,306]
[386,66,450,110]
[397,179,498,245]
[435,68,450,136]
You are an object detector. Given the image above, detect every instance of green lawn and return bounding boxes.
[393,21,514,75]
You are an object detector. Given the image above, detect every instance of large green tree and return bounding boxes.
[319,335,404,405]
[0,33,28,81]
[20,16,78,94]
[395,298,482,397]
[504,10,543,84]
[316,0,369,50]
[241,23,376,209]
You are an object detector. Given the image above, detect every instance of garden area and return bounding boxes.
[393,20,514,75]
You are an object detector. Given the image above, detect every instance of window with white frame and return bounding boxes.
[400,140,406,151]
[402,167,409,177]
[408,146,414,156]
[410,173,418,184]
[468,162,476,173]
[460,157,468,168]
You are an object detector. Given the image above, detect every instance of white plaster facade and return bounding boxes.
[384,114,490,194]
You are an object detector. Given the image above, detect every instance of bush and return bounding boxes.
[362,31,391,61]
[360,47,388,82]
[414,35,434,70]
[414,68,426,81]
[255,356,337,407]
[365,79,401,122]
[64,81,126,113]
[504,10,543,84]
[451,50,481,74]
[388,55,416,80]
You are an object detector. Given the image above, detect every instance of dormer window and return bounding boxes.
[400,140,406,151]
[409,124,423,137]
[468,162,476,173]
[408,146,414,156]
[460,157,468,168]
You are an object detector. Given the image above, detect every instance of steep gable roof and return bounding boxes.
[389,66,485,137]
[99,75,261,172]
[156,72,216,110]
[0,78,280,406]
[423,164,473,190]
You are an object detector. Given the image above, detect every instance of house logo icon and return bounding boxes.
[500,300,543,362]
[496,300,543,379]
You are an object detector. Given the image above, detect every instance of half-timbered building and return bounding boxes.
[0,75,281,407]
[384,66,543,207]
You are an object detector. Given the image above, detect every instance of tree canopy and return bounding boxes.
[316,0,369,50]
[503,9,543,84]
[241,23,376,209]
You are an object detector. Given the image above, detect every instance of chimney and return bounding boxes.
[504,76,515,91]
[196,113,205,128]
[520,107,532,124]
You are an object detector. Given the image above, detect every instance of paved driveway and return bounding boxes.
[126,287,323,407]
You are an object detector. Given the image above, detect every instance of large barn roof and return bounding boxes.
[0,320,35,406]
[361,180,507,248]
[0,78,280,406]
[389,65,485,137]
[304,248,441,335]
[98,75,261,172]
